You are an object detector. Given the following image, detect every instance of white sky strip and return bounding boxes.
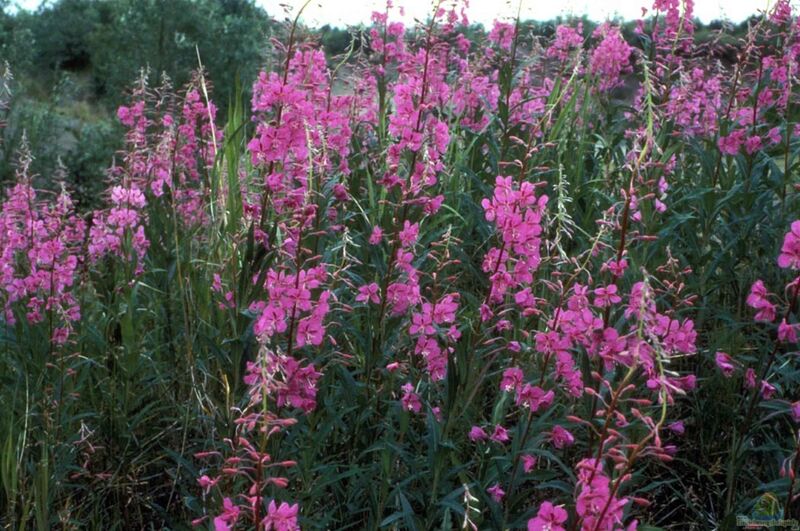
[7,0,786,26]
[260,0,782,27]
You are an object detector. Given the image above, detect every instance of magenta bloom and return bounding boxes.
[488,20,515,51]
[398,220,419,247]
[791,401,800,423]
[574,458,631,530]
[718,130,745,155]
[604,258,628,277]
[468,426,488,442]
[550,426,575,449]
[276,358,322,413]
[487,483,505,502]
[527,501,568,531]
[213,498,240,531]
[356,283,381,304]
[778,318,798,343]
[760,380,777,400]
[778,221,800,269]
[369,226,383,245]
[590,24,633,91]
[400,383,422,413]
[746,280,777,322]
[500,367,524,391]
[262,500,300,531]
[745,368,757,389]
[547,23,584,61]
[668,421,686,435]
[744,135,762,154]
[516,384,555,412]
[593,284,621,308]
[197,474,219,493]
[490,424,510,443]
[522,454,537,473]
[715,351,736,378]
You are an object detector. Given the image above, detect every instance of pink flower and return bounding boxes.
[668,421,685,435]
[746,280,776,322]
[715,351,736,377]
[778,221,800,269]
[590,24,632,91]
[605,258,628,277]
[197,474,219,493]
[778,319,798,343]
[574,458,629,530]
[487,483,505,502]
[547,23,584,61]
[522,454,537,473]
[469,426,488,442]
[791,401,800,423]
[718,129,745,155]
[356,282,381,304]
[490,424,510,443]
[481,176,547,304]
[332,183,348,201]
[500,367,524,392]
[110,185,146,208]
[213,498,240,531]
[744,135,762,155]
[528,501,568,531]
[770,0,793,23]
[659,318,697,355]
[414,345,447,381]
[488,20,515,50]
[550,426,574,449]
[745,368,757,389]
[593,284,621,308]
[398,220,419,247]
[432,294,459,325]
[262,500,299,531]
[263,357,322,414]
[401,383,422,413]
[761,380,776,400]
[369,226,383,245]
[516,384,555,412]
[409,309,435,336]
[295,315,325,348]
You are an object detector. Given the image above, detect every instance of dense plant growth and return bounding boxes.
[1,0,800,529]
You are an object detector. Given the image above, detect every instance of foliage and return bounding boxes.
[0,0,273,206]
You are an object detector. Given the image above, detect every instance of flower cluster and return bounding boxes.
[90,75,223,270]
[0,145,84,343]
[590,24,633,92]
[194,348,305,530]
[247,48,351,219]
[252,266,331,351]
[740,221,800,403]
[481,176,548,307]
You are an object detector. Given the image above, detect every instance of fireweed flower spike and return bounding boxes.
[0,143,85,343]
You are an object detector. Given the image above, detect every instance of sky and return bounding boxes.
[260,0,781,27]
[7,0,785,26]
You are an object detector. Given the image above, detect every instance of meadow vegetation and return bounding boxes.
[0,0,799,529]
